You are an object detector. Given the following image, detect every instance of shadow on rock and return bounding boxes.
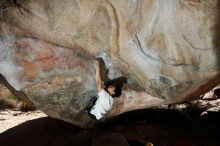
[96,108,220,146]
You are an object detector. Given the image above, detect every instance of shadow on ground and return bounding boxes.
[0,117,86,146]
[0,108,220,146]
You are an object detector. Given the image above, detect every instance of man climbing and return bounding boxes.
[87,59,118,120]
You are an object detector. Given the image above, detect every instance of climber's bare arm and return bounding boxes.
[95,60,102,92]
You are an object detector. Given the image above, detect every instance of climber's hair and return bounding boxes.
[104,80,117,97]
[104,76,127,98]
[104,80,116,89]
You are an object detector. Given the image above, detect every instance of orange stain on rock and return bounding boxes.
[15,38,79,73]
[35,47,55,71]
[20,61,39,79]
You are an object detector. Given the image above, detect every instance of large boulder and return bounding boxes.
[0,0,220,128]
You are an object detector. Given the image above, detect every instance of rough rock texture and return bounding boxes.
[0,0,220,128]
[0,85,22,110]
[0,73,35,110]
[157,85,220,116]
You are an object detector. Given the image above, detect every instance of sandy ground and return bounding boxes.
[0,110,47,133]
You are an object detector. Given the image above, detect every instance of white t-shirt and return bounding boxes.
[90,89,114,120]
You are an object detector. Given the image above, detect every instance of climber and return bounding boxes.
[86,58,122,120]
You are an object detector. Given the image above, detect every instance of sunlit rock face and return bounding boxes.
[0,0,220,128]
